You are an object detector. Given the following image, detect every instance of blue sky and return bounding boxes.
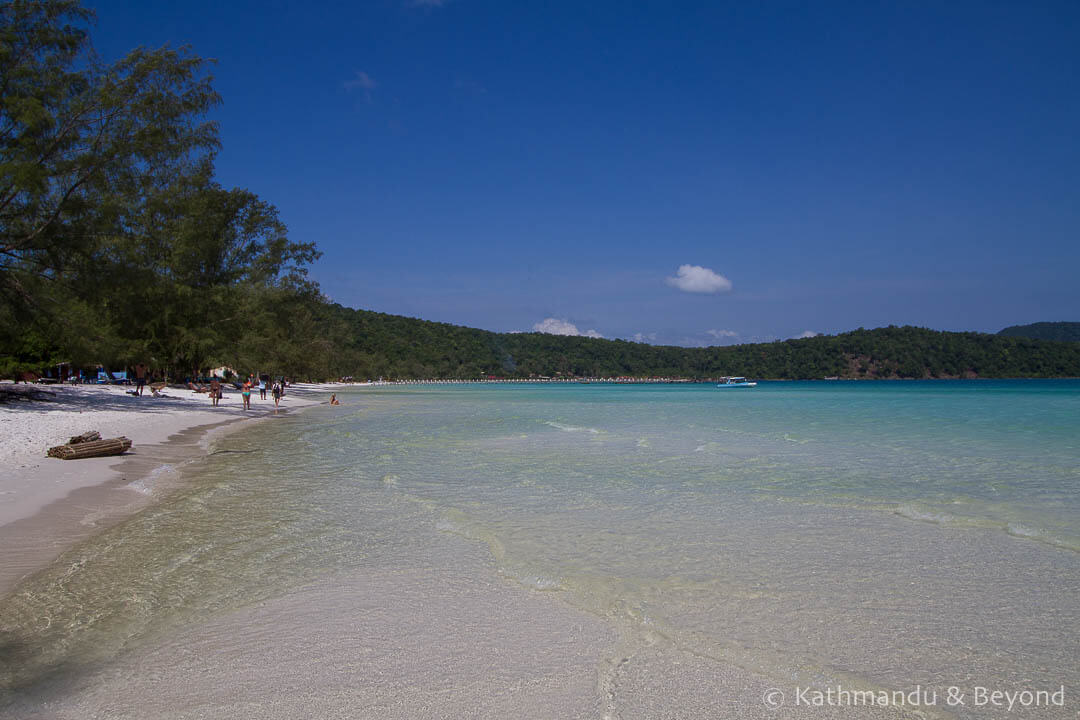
[89,0,1080,346]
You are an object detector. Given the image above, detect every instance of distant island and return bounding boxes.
[294,308,1078,381]
[998,322,1080,343]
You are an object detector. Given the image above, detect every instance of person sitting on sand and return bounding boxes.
[329,393,340,406]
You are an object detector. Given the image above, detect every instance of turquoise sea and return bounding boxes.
[2,380,1079,717]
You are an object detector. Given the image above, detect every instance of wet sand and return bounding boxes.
[0,383,333,595]
[0,419,241,595]
[1,533,916,720]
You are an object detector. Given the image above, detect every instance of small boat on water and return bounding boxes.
[716,376,757,388]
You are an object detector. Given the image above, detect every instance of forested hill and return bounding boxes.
[318,305,1080,380]
[998,322,1080,343]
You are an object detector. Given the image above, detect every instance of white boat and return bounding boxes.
[716,376,757,388]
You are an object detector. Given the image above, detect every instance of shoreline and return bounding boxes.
[359,376,1079,385]
[0,382,334,596]
[1,381,1075,718]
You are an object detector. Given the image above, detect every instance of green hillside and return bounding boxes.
[315,306,1080,381]
[998,322,1080,343]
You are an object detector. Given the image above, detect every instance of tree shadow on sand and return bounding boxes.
[0,631,91,713]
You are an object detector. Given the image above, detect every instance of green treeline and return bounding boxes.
[3,2,1079,383]
[998,322,1080,343]
[298,308,1080,380]
[1,0,321,379]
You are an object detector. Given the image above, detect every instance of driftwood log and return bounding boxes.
[48,436,132,460]
[68,430,102,444]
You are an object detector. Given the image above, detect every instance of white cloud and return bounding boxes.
[706,329,738,339]
[665,265,732,294]
[793,330,820,339]
[631,332,657,343]
[532,318,603,338]
[345,71,376,92]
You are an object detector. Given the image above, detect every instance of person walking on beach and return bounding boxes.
[272,381,282,413]
[210,377,221,407]
[134,363,147,396]
[242,380,252,410]
[259,377,267,400]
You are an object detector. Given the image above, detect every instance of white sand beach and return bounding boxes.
[0,381,337,591]
[0,382,335,522]
[4,546,911,720]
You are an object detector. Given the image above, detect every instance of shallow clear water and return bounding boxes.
[2,381,1079,715]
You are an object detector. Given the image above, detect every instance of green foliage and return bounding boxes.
[305,313,1080,381]
[1,0,219,356]
[998,322,1080,343]
[88,175,321,374]
[0,0,318,379]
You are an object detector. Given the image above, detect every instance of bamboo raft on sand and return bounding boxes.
[47,431,133,460]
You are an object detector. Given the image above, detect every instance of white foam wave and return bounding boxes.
[1006,523,1080,552]
[894,505,1080,553]
[498,565,565,591]
[893,504,958,525]
[1006,523,1042,540]
[125,464,177,495]
[544,421,601,434]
